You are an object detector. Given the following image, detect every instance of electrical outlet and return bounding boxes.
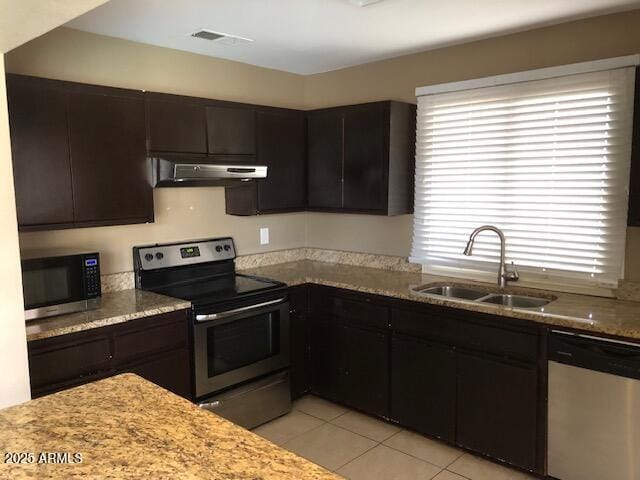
[260,227,269,245]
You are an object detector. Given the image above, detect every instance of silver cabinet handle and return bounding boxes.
[195,298,286,322]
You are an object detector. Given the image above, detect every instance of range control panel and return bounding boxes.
[134,238,236,271]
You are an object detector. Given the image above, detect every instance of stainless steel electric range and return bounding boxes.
[133,237,291,429]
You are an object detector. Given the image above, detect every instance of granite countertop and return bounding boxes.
[0,374,339,480]
[26,290,191,342]
[240,260,640,341]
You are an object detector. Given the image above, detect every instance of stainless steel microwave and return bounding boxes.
[21,252,101,321]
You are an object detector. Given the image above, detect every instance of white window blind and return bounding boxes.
[411,67,636,290]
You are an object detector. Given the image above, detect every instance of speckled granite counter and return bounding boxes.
[0,374,339,480]
[26,290,191,342]
[241,260,640,341]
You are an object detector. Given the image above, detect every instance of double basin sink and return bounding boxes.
[411,284,555,310]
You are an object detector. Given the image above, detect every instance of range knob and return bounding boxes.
[223,245,231,251]
[144,253,154,262]
[215,246,223,252]
[155,252,164,260]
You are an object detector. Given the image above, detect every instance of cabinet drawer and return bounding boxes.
[311,288,388,330]
[455,320,539,362]
[391,307,539,361]
[113,313,188,364]
[391,308,458,344]
[29,338,111,389]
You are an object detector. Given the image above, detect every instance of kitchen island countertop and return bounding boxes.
[0,374,340,480]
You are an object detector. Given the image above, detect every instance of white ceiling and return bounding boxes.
[66,0,640,75]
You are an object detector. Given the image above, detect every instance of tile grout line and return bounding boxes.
[294,400,456,474]
[443,468,473,480]
[331,436,382,474]
[279,418,329,448]
[380,440,457,472]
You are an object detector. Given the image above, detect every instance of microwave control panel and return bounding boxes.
[83,254,101,298]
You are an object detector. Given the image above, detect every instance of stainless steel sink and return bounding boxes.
[410,283,555,310]
[478,294,551,309]
[414,285,487,301]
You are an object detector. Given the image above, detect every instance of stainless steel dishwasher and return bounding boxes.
[548,330,640,480]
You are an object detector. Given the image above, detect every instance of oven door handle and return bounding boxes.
[195,298,286,322]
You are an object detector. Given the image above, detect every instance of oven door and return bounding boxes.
[193,295,290,399]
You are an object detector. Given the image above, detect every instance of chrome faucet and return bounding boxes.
[463,225,519,288]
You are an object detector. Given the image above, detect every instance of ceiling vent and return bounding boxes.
[191,29,253,46]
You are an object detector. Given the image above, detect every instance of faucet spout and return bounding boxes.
[463,225,518,288]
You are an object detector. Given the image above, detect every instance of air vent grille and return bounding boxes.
[190,29,253,46]
[192,30,225,41]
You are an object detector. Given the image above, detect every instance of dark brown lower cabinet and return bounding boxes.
[119,348,191,399]
[27,309,192,400]
[303,285,545,475]
[345,325,389,417]
[309,314,389,418]
[391,334,456,442]
[310,315,347,402]
[456,352,539,472]
[290,313,311,399]
[289,285,311,399]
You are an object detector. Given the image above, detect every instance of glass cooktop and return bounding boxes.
[152,274,284,306]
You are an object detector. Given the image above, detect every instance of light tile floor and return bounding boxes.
[253,395,537,480]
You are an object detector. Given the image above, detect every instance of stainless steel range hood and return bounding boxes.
[151,155,267,187]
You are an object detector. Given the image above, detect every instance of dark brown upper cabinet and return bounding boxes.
[343,105,386,211]
[6,74,153,231]
[257,110,306,210]
[147,93,256,157]
[206,106,256,155]
[307,110,343,208]
[67,88,151,224]
[6,75,74,228]
[147,94,208,154]
[225,108,306,215]
[307,101,415,216]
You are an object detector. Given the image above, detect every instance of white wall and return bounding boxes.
[0,55,30,408]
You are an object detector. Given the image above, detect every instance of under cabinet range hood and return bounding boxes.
[151,155,267,187]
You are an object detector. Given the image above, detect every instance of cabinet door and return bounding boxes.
[290,313,311,399]
[257,110,306,211]
[207,106,255,155]
[147,98,207,153]
[391,335,456,442]
[307,111,343,208]
[68,92,152,224]
[345,325,389,417]
[457,353,538,471]
[310,316,347,402]
[7,77,74,227]
[290,286,311,399]
[343,105,386,211]
[120,348,192,399]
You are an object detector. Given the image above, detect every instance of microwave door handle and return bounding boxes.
[195,298,286,322]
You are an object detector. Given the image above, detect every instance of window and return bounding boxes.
[411,65,637,293]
